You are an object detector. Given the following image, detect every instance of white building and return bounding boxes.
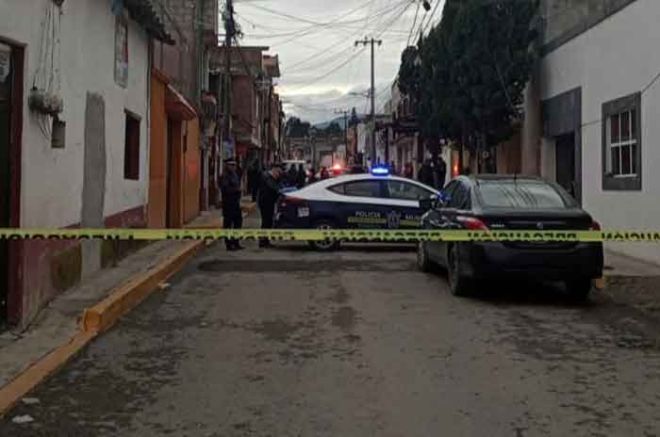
[0,0,171,325]
[523,0,660,263]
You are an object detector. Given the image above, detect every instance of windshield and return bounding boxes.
[477,180,574,209]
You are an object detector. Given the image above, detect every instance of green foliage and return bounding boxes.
[323,122,343,136]
[397,0,539,150]
[285,117,311,138]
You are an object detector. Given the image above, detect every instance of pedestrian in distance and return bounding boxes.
[296,163,306,188]
[404,162,414,179]
[308,167,318,184]
[247,159,262,202]
[320,167,330,180]
[418,159,434,187]
[433,156,447,190]
[220,158,244,251]
[287,164,298,188]
[257,165,283,248]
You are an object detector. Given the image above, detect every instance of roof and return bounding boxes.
[469,174,544,182]
[123,0,174,44]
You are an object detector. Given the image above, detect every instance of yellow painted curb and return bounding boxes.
[0,240,204,417]
[0,331,96,417]
[81,240,202,334]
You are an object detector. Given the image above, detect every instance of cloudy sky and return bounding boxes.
[233,0,445,124]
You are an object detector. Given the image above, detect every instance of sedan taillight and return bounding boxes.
[457,216,489,231]
[280,196,306,208]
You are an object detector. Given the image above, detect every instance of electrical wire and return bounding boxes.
[406,1,422,47]
[256,0,410,48]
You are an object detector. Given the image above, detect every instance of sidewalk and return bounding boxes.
[189,198,257,229]
[600,248,660,315]
[0,211,228,415]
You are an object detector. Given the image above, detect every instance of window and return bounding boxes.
[327,184,345,195]
[448,183,471,210]
[342,181,381,198]
[386,181,432,201]
[477,181,572,209]
[124,112,140,180]
[602,92,641,191]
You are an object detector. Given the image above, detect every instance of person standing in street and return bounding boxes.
[257,165,283,248]
[220,158,244,251]
[434,156,447,190]
[296,163,306,188]
[418,160,434,187]
[247,159,262,202]
[404,162,414,179]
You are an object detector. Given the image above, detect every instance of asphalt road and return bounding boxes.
[2,241,660,436]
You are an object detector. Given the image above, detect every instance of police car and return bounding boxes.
[274,167,439,250]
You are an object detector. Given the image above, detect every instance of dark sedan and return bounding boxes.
[417,175,604,300]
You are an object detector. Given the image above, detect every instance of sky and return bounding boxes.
[233,0,445,124]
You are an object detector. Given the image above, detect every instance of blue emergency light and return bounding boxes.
[371,167,390,176]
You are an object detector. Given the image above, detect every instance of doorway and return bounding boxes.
[0,42,11,323]
[555,133,578,200]
[0,41,23,325]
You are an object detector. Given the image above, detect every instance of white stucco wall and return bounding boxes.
[540,0,660,262]
[0,0,150,228]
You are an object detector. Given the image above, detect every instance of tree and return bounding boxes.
[285,117,311,138]
[323,122,342,136]
[397,0,539,170]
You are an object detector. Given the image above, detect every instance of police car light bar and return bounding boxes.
[371,167,390,176]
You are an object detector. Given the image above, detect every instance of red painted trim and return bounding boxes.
[7,45,24,325]
[61,205,147,230]
[104,205,146,228]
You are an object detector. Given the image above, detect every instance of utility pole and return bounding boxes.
[355,37,382,167]
[334,109,349,164]
[222,0,235,162]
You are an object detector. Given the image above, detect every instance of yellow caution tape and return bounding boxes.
[0,229,659,242]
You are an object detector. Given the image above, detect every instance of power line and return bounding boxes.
[406,2,421,47]
[279,0,410,74]
[253,0,410,48]
[419,0,442,38]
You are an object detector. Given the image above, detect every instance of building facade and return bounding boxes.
[522,0,660,262]
[0,0,171,326]
[148,0,219,226]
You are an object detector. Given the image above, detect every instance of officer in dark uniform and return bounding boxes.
[257,165,283,248]
[220,158,243,251]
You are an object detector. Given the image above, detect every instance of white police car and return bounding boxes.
[274,167,439,250]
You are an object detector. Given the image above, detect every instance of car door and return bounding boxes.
[328,179,390,229]
[384,180,437,229]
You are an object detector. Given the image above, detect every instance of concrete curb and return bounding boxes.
[0,240,204,417]
[80,240,202,334]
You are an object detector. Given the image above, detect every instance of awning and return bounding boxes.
[166,85,197,121]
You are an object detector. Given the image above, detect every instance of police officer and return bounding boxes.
[258,165,283,248]
[220,158,243,251]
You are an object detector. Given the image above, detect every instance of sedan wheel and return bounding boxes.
[566,277,592,303]
[309,220,340,251]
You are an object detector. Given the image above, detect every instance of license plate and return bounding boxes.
[297,207,310,218]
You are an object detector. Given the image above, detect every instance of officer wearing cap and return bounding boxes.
[220,158,243,251]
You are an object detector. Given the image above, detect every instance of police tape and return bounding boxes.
[0,229,660,242]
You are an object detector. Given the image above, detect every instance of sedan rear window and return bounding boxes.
[477,181,572,209]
